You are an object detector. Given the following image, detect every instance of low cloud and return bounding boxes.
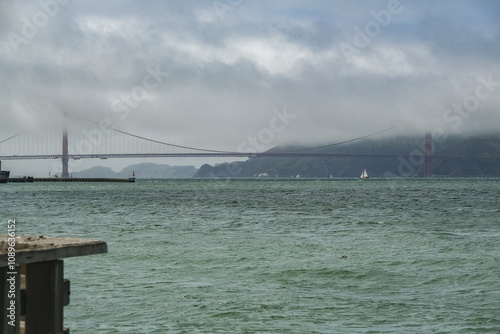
[1,0,499,158]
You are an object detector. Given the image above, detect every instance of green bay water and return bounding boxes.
[2,178,500,333]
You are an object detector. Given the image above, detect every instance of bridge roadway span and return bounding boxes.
[1,153,500,161]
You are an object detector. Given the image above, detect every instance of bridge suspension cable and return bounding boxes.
[0,133,22,145]
[66,111,232,154]
[63,111,403,155]
[277,126,398,153]
[111,128,232,154]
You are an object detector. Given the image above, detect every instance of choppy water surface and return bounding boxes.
[2,178,500,333]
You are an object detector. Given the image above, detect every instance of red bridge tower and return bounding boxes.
[62,112,69,178]
[424,132,433,177]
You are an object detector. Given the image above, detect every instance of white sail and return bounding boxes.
[360,168,369,179]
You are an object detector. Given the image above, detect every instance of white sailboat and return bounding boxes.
[360,168,369,179]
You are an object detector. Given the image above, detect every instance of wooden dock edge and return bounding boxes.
[0,236,108,267]
[1,235,108,334]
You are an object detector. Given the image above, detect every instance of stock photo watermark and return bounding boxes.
[340,0,405,63]
[442,75,500,131]
[237,107,296,153]
[5,219,18,327]
[385,74,499,179]
[111,64,169,120]
[50,63,168,175]
[209,106,296,178]
[7,0,70,53]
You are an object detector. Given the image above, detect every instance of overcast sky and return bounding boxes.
[1,0,500,174]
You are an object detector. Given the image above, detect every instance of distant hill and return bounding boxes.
[195,134,500,178]
[73,163,197,178]
[433,137,500,176]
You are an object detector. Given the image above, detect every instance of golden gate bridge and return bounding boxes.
[1,113,499,177]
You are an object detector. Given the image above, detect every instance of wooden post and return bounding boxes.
[25,260,64,334]
[1,235,107,334]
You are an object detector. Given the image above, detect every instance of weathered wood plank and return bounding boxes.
[0,235,107,267]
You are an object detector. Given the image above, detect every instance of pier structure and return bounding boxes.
[1,235,107,334]
[6,177,135,183]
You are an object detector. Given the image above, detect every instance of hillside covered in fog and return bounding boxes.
[195,135,500,178]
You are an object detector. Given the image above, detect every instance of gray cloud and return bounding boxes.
[1,0,500,170]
